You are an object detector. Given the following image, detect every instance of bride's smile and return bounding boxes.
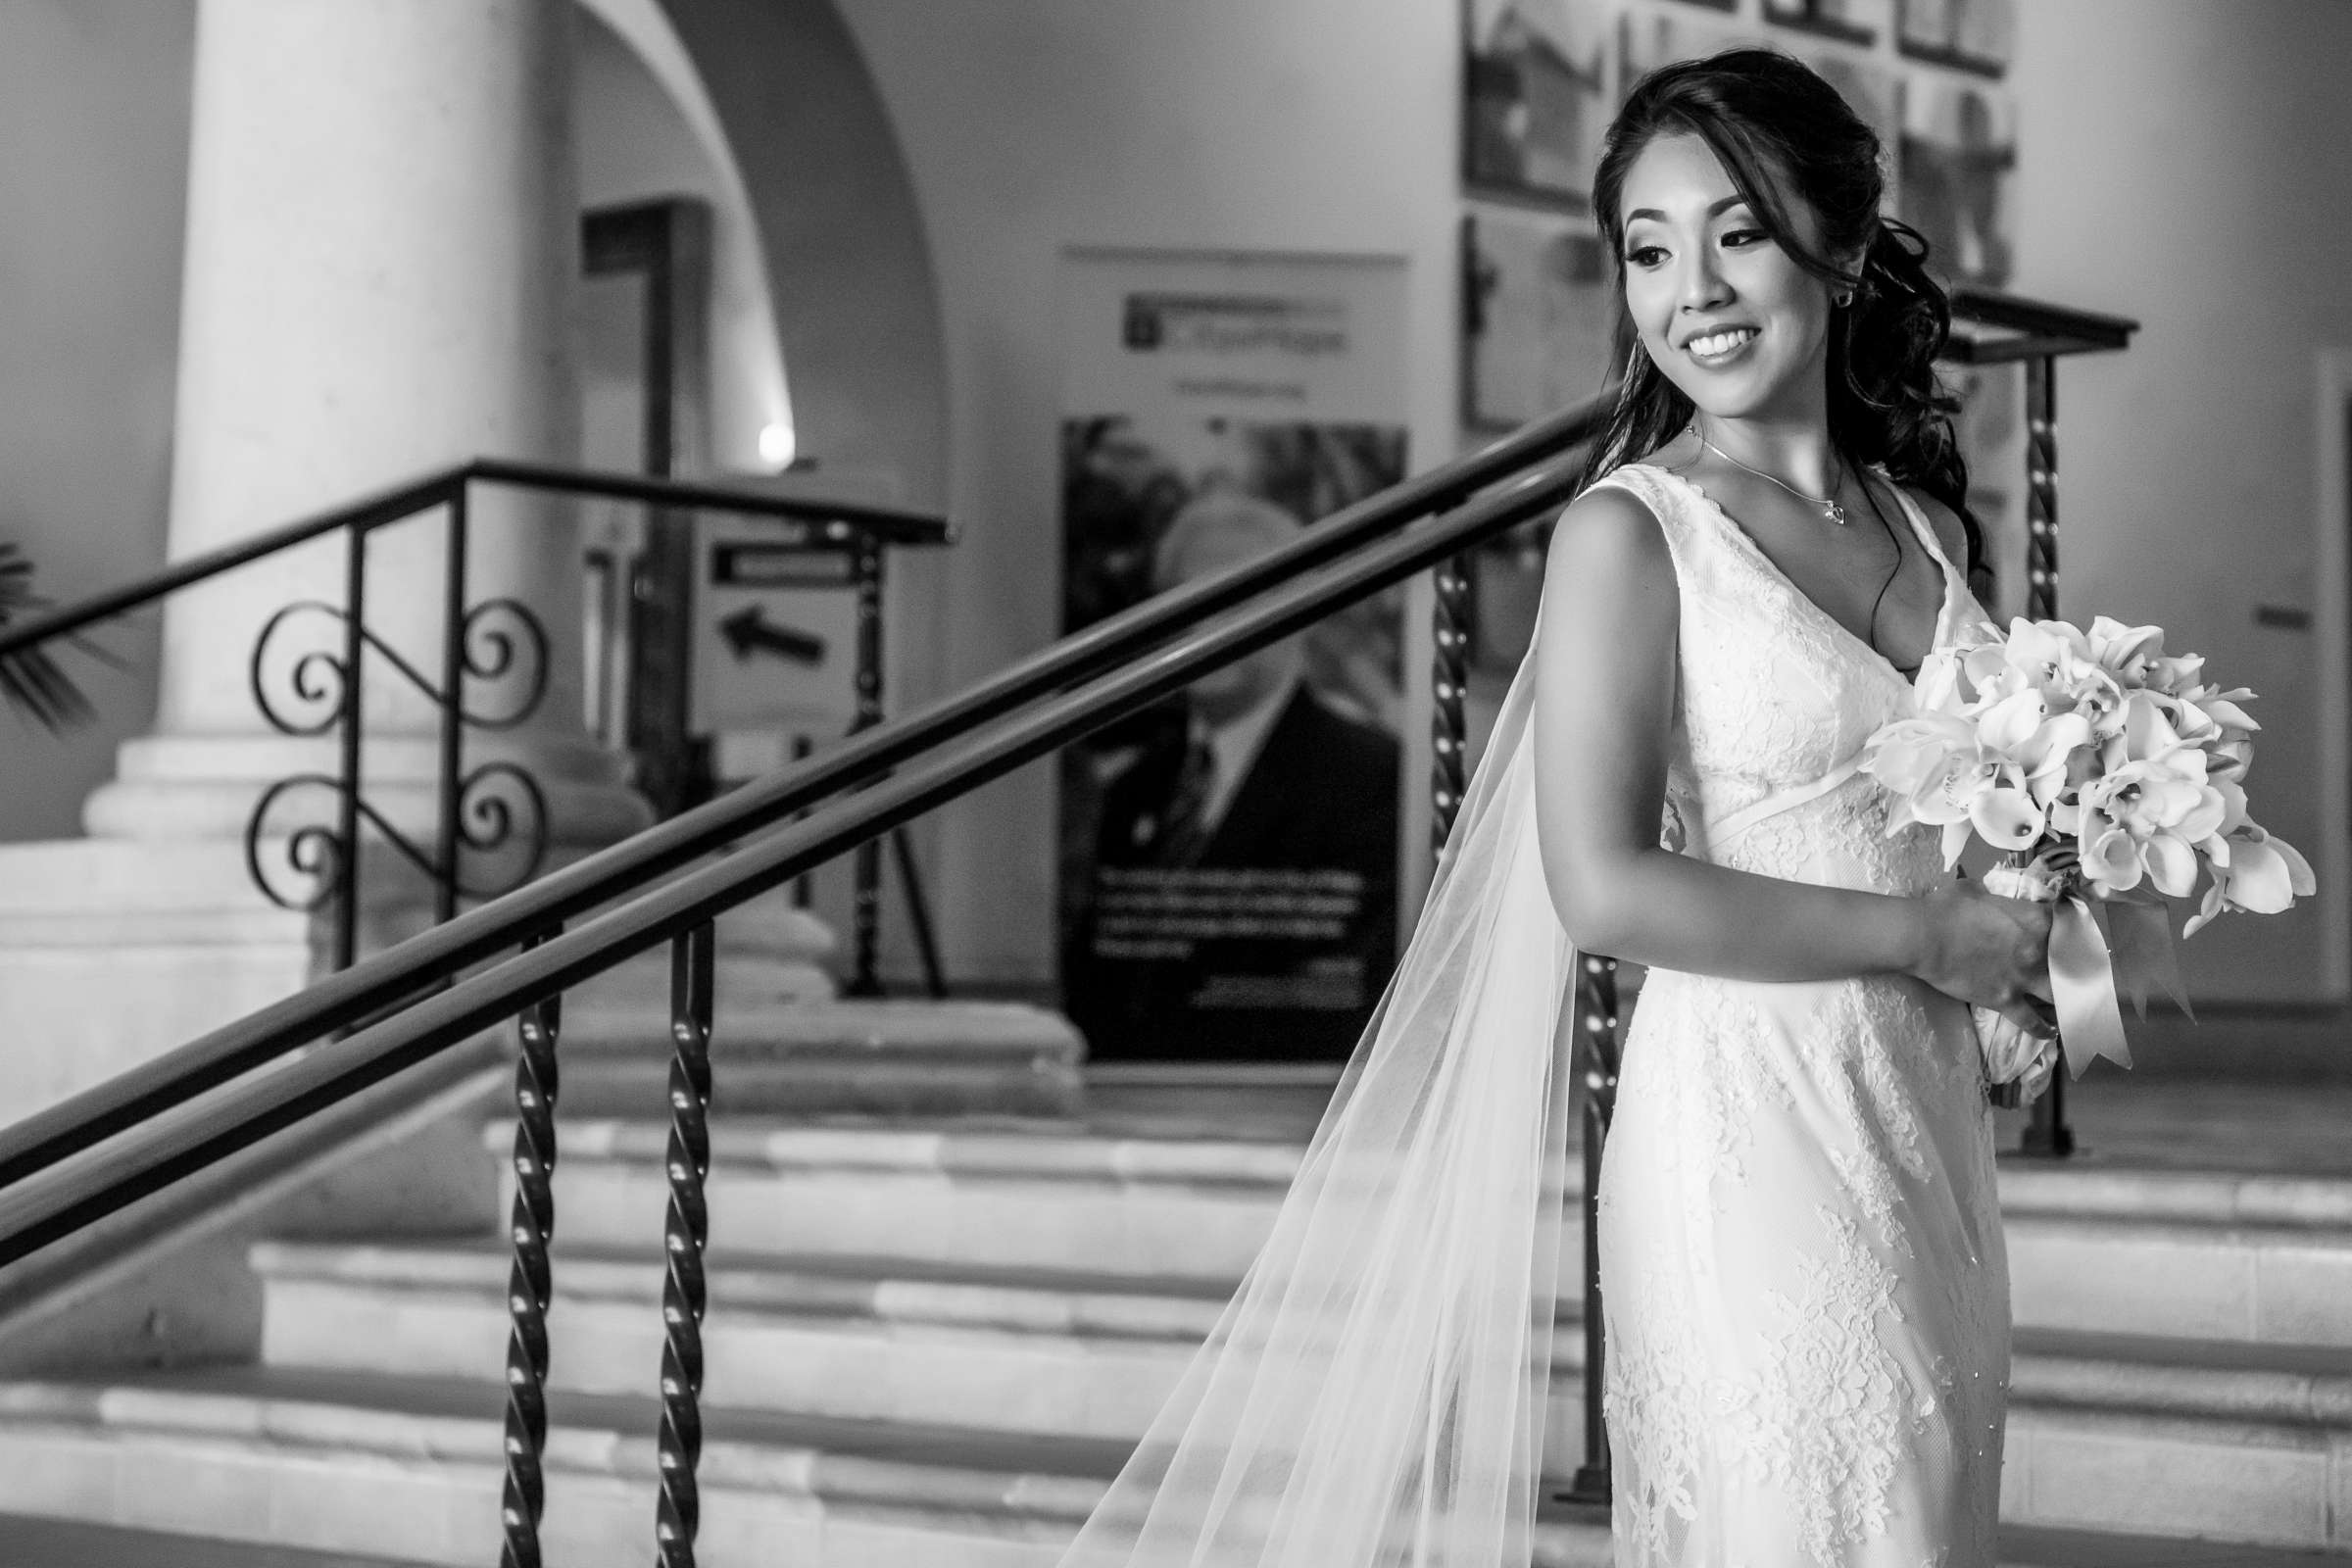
[1617,131,1852,447]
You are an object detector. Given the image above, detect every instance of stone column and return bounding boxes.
[88,0,641,847]
[0,0,647,1109]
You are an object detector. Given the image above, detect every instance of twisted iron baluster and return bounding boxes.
[848,533,886,996]
[2018,356,2077,1159]
[1565,953,1621,1505]
[656,920,715,1566]
[501,929,563,1568]
[1430,553,1472,854]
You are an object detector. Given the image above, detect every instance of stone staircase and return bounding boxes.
[0,1054,2350,1564]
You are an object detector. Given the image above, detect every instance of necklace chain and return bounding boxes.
[1693,427,1850,526]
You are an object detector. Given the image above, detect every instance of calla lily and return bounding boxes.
[2083,826,2144,893]
[2142,832,2199,898]
[2220,827,2316,914]
[1968,784,2046,855]
[2088,616,2166,682]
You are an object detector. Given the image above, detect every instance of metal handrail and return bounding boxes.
[0,392,1610,1193]
[0,448,1593,1264]
[0,457,949,662]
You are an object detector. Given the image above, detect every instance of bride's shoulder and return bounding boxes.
[1546,467,1676,596]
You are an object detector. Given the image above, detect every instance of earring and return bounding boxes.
[1834,288,1855,308]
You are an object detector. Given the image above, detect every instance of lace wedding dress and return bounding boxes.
[1591,462,2011,1566]
[1050,458,2006,1568]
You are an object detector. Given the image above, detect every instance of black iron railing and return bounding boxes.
[0,286,2132,1557]
[0,458,950,988]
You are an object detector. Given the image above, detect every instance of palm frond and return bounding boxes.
[0,543,93,732]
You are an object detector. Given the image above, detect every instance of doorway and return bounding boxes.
[578,196,714,817]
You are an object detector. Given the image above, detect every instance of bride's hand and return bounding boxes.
[1909,872,2057,1038]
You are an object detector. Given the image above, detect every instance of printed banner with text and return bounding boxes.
[1058,249,1411,1061]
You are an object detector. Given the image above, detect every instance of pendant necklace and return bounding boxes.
[1692,426,1850,526]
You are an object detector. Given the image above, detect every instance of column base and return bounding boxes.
[0,841,315,1122]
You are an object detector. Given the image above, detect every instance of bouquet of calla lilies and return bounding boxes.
[1862,614,2314,1102]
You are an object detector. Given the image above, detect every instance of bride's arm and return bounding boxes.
[1530,483,2053,1029]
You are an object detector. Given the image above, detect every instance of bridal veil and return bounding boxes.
[1055,626,1582,1567]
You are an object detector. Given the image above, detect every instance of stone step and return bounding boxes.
[249,1237,1600,1478]
[0,1512,414,1568]
[0,1367,2340,1567]
[499,1118,1302,1284]
[249,1241,1232,1445]
[550,998,1087,1119]
[2003,1329,2352,1549]
[508,1118,2352,1347]
[253,1237,2352,1547]
[0,1365,1601,1568]
[2004,1166,2352,1348]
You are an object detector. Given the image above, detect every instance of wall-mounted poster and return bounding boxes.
[1896,0,2015,75]
[1899,77,2015,288]
[1462,204,1618,432]
[1058,250,1410,1062]
[1763,0,1890,43]
[1463,0,1613,209]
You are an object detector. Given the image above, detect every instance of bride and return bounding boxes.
[1056,49,2057,1568]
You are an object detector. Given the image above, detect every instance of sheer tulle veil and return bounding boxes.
[1054,619,1580,1567]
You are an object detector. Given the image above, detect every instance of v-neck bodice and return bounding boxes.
[1585,461,1990,891]
[1640,460,1964,692]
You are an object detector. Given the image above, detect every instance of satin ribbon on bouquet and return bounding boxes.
[1988,852,2193,1080]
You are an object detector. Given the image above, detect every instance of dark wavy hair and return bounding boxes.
[1580,47,1983,579]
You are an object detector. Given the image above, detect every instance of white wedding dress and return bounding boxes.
[1050,458,2007,1568]
[1591,462,2011,1566]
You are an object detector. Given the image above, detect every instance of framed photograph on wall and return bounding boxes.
[1896,0,2015,76]
[1460,203,1618,434]
[1462,0,1613,209]
[1899,76,2016,288]
[1620,9,1764,101]
[1763,0,1889,44]
[1790,45,1904,202]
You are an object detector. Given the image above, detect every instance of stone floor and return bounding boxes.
[2010,1073,2352,1175]
[1085,1059,2352,1175]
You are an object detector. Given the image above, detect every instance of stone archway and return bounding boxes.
[591,0,949,508]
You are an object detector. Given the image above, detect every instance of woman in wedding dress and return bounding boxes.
[1544,52,2054,1565]
[1054,49,2055,1568]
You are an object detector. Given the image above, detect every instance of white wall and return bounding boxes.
[575,0,793,472]
[0,2,191,843]
[826,0,1463,986]
[2009,0,2352,1002]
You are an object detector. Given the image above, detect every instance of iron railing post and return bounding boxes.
[656,920,715,1567]
[1565,953,1620,1505]
[848,532,886,996]
[501,926,563,1568]
[889,828,948,999]
[435,485,470,929]
[333,525,368,974]
[1430,554,1472,852]
[2018,354,2077,1160]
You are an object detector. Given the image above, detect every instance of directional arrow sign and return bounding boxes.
[718,606,826,666]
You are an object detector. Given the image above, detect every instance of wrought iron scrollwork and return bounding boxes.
[242,763,548,913]
[250,598,548,736]
[243,775,352,913]
[249,601,357,738]
[243,593,553,937]
[456,598,551,730]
